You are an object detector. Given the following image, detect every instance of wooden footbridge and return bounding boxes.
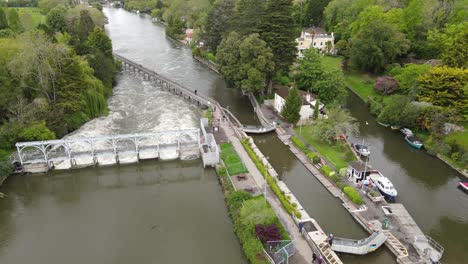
[114,54,276,134]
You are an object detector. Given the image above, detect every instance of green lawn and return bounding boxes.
[321,56,342,72]
[295,126,356,169]
[321,56,378,101]
[220,143,248,175]
[446,122,468,149]
[15,7,46,29]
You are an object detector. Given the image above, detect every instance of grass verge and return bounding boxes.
[220,143,248,175]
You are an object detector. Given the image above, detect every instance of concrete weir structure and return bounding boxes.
[14,118,220,174]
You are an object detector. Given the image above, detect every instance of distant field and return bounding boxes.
[14,7,46,29]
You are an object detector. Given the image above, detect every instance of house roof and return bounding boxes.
[274,85,317,106]
[304,27,327,35]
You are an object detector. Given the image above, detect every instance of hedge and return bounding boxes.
[343,186,364,205]
[241,139,302,218]
[291,135,308,152]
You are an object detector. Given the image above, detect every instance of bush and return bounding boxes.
[374,76,399,95]
[339,167,348,177]
[19,121,56,142]
[306,151,317,161]
[312,156,321,164]
[255,224,282,244]
[320,165,335,177]
[343,186,364,205]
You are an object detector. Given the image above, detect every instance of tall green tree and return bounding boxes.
[46,5,67,33]
[417,66,468,117]
[0,8,8,30]
[204,0,234,51]
[308,106,359,144]
[217,32,274,93]
[281,86,302,124]
[303,0,330,26]
[259,0,298,73]
[295,49,346,104]
[350,21,410,73]
[7,8,22,32]
[428,22,468,68]
[87,27,113,58]
[78,9,95,42]
[233,0,266,36]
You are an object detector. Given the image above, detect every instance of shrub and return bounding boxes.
[343,186,364,205]
[306,151,317,161]
[320,165,335,177]
[227,190,253,212]
[312,156,321,164]
[255,224,282,244]
[339,167,348,177]
[374,76,399,95]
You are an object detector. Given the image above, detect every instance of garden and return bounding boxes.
[220,143,248,176]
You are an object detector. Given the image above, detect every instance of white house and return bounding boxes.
[274,85,325,122]
[296,27,335,57]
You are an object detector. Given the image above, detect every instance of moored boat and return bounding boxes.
[459,181,468,192]
[352,143,370,157]
[405,135,423,149]
[400,128,413,136]
[377,122,390,127]
[390,125,400,130]
[347,162,398,201]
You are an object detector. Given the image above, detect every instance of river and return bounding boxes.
[0,6,466,264]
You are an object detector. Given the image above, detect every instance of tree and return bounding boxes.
[216,31,242,84]
[377,95,421,127]
[87,27,113,58]
[303,0,330,26]
[417,66,468,117]
[350,21,410,73]
[204,0,235,51]
[46,5,67,33]
[281,86,302,124]
[7,8,22,32]
[0,7,8,30]
[217,32,274,93]
[233,0,266,36]
[19,121,55,141]
[389,64,431,95]
[374,76,399,95]
[166,16,185,39]
[428,22,468,68]
[9,31,69,104]
[259,0,298,73]
[78,10,95,42]
[313,98,320,120]
[39,0,62,13]
[308,106,358,144]
[295,49,346,104]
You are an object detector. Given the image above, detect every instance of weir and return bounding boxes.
[115,53,276,134]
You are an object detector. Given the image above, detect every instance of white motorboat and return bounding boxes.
[347,162,398,201]
[400,128,413,136]
[352,143,370,157]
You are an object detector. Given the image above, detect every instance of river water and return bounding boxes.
[0,7,466,264]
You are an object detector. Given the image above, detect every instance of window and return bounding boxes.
[320,42,323,46]
[313,42,316,46]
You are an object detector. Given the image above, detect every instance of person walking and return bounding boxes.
[194,89,197,95]
[328,233,334,247]
[298,221,304,232]
[317,255,323,264]
[312,252,317,263]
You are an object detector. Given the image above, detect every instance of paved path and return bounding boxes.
[213,107,313,264]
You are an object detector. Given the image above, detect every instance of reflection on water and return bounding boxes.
[346,92,468,263]
[0,161,247,264]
